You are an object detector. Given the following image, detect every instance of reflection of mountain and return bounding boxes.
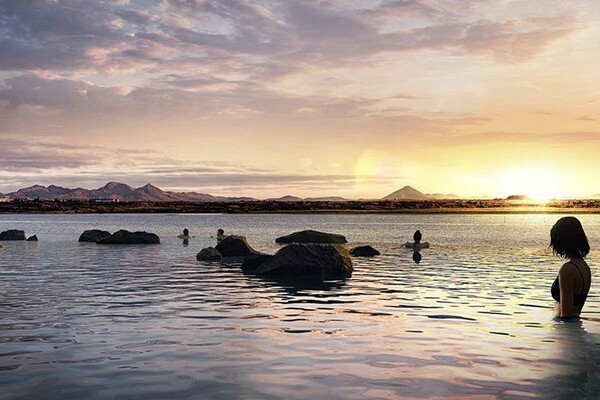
[383,186,459,200]
[6,182,254,202]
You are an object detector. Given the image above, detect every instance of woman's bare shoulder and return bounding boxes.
[559,262,579,277]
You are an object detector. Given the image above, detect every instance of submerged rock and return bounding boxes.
[349,245,380,257]
[196,247,222,261]
[275,230,347,244]
[0,230,26,241]
[79,229,112,243]
[26,235,38,242]
[215,235,255,257]
[241,252,272,273]
[97,230,160,245]
[255,244,353,279]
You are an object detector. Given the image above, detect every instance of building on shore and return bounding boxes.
[90,198,120,203]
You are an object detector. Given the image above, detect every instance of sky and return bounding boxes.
[0,0,599,199]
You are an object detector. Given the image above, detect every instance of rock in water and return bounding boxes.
[0,230,26,241]
[215,235,255,257]
[26,235,38,241]
[349,245,380,257]
[255,244,353,279]
[196,247,222,261]
[275,230,347,244]
[97,230,160,245]
[79,229,112,243]
[241,252,272,273]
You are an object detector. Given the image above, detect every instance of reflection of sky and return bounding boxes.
[0,0,598,198]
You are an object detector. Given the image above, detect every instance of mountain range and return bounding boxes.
[2,182,253,202]
[2,183,451,202]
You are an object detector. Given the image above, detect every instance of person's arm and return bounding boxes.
[558,263,576,317]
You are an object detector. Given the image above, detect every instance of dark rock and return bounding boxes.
[0,230,26,241]
[26,235,38,241]
[196,247,222,261]
[255,244,353,279]
[241,252,272,273]
[275,229,347,244]
[349,245,380,257]
[215,235,255,257]
[79,229,112,243]
[97,230,160,245]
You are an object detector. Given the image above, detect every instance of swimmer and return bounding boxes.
[405,230,429,251]
[178,228,192,240]
[216,228,225,243]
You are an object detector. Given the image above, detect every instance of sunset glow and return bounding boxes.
[0,1,598,198]
[498,167,563,202]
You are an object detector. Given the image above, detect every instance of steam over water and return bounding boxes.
[1,214,599,399]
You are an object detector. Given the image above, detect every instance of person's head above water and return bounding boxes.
[183,228,189,236]
[217,228,224,235]
[413,230,422,242]
[550,216,589,259]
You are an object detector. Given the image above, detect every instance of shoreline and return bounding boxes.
[1,199,600,214]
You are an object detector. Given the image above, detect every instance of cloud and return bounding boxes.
[0,0,580,76]
[0,137,392,195]
[0,137,159,172]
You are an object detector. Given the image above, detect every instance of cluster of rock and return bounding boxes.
[196,229,380,280]
[79,229,160,244]
[0,229,38,241]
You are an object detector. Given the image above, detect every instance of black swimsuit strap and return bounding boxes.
[568,261,589,295]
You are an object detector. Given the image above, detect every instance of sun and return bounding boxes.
[498,166,562,202]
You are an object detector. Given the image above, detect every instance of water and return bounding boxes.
[0,213,599,399]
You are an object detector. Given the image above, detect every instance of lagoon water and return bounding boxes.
[0,213,599,399]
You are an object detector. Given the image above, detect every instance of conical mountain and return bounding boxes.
[383,186,432,200]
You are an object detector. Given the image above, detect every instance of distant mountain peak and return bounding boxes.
[383,186,460,201]
[267,195,304,202]
[102,181,133,189]
[383,186,430,200]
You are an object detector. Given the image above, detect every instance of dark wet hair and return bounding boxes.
[183,228,189,236]
[218,229,224,234]
[413,230,422,242]
[550,217,589,259]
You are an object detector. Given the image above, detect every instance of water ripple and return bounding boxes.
[0,213,599,399]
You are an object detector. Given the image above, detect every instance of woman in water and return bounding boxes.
[178,228,191,240]
[550,217,592,318]
[405,230,429,251]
